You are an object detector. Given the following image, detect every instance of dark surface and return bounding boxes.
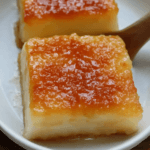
[0,130,150,150]
[0,131,25,150]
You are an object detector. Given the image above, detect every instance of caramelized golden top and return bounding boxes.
[25,34,142,116]
[24,0,118,22]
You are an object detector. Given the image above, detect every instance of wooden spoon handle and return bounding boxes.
[119,12,150,60]
[122,12,150,34]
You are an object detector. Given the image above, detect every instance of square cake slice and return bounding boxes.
[20,33,143,140]
[18,0,119,43]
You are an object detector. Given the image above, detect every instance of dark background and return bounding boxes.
[0,131,150,150]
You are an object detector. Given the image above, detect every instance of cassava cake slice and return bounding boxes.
[17,0,119,43]
[19,33,143,140]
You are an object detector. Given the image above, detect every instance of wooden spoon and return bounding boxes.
[104,12,150,60]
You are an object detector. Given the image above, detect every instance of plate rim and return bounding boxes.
[1,120,150,150]
[0,0,150,149]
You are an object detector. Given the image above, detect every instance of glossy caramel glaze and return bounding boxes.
[25,34,142,116]
[24,0,118,22]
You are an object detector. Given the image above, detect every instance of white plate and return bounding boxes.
[0,0,150,149]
